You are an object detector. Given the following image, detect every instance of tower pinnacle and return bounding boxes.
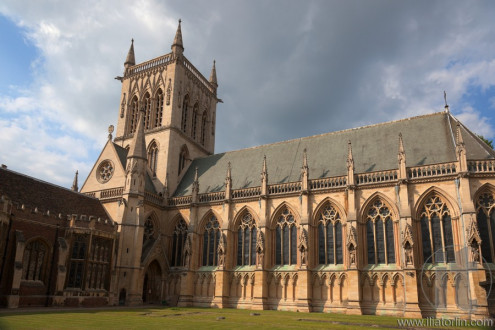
[209,60,218,87]
[71,170,78,192]
[127,110,147,160]
[124,39,135,67]
[171,19,184,55]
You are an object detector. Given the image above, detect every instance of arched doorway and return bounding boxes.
[142,260,162,304]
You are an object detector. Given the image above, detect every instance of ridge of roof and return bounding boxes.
[205,111,448,159]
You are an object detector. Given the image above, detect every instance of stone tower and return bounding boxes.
[114,20,220,195]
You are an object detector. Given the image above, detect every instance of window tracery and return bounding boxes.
[237,213,257,266]
[129,96,139,133]
[178,146,189,175]
[155,89,163,127]
[22,240,48,282]
[147,142,158,175]
[143,217,155,243]
[181,95,189,133]
[275,207,297,265]
[366,198,395,265]
[192,103,199,140]
[143,92,152,129]
[97,160,114,183]
[202,216,220,266]
[420,194,455,264]
[476,191,495,263]
[171,218,188,267]
[200,111,207,146]
[317,204,343,265]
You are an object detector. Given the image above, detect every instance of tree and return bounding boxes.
[477,134,494,149]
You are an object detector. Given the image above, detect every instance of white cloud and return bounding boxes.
[0,0,494,188]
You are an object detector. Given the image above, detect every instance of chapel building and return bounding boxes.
[1,21,495,318]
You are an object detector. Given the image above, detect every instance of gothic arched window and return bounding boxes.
[202,215,220,266]
[147,141,158,176]
[192,103,199,140]
[143,217,155,244]
[476,192,495,263]
[275,207,297,265]
[22,239,48,282]
[200,111,207,146]
[171,218,188,267]
[420,194,455,264]
[178,145,189,175]
[129,95,139,133]
[366,199,395,265]
[143,92,152,129]
[155,89,163,128]
[181,95,189,133]
[237,213,257,266]
[317,204,343,265]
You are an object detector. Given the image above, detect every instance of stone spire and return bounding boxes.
[347,141,355,186]
[261,155,268,196]
[127,110,147,160]
[209,60,218,88]
[398,133,407,180]
[71,170,78,192]
[171,19,184,56]
[124,39,135,67]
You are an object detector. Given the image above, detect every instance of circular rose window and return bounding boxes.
[97,160,114,183]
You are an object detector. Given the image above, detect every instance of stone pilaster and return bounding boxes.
[7,230,25,308]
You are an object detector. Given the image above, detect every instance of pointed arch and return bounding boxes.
[198,210,222,267]
[359,192,399,222]
[312,197,347,225]
[271,203,299,266]
[314,198,345,266]
[413,186,460,219]
[154,88,164,128]
[231,205,260,231]
[128,95,139,133]
[143,92,152,129]
[191,102,199,140]
[147,140,159,176]
[181,94,189,133]
[233,207,258,266]
[170,215,188,267]
[415,188,457,264]
[142,259,163,304]
[270,202,300,229]
[200,109,208,146]
[178,145,189,175]
[473,184,495,263]
[362,194,397,265]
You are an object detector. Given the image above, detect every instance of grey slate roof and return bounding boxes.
[174,112,495,196]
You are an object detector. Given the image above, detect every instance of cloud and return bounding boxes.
[0,0,494,188]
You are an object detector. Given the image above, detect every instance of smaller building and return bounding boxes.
[0,167,117,308]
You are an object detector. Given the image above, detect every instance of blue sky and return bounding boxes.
[0,0,494,188]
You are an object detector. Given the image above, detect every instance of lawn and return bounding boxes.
[0,307,490,329]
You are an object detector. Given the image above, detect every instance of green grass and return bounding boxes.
[0,307,490,329]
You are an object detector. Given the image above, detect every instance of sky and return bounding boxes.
[0,0,494,189]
